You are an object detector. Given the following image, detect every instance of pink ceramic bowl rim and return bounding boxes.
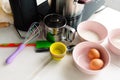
[72,41,111,73]
[108,28,120,55]
[108,28,120,50]
[77,20,108,43]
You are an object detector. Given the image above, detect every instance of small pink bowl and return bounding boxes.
[72,41,110,75]
[77,21,108,43]
[108,28,120,55]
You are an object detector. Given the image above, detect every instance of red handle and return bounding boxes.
[0,43,36,47]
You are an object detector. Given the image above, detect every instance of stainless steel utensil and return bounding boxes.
[43,13,76,43]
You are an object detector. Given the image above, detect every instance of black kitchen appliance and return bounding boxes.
[9,0,39,31]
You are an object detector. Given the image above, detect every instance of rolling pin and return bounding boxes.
[0,22,10,28]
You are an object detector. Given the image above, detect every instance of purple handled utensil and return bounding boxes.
[5,22,41,64]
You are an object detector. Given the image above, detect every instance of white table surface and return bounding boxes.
[0,6,120,80]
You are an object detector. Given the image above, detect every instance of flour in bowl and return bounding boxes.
[112,36,120,49]
[80,30,100,42]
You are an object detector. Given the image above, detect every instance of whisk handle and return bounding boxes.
[5,44,26,64]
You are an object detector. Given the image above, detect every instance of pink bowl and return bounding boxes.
[108,28,120,55]
[77,21,108,43]
[72,41,110,75]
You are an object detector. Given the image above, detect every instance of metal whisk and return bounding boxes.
[5,22,41,64]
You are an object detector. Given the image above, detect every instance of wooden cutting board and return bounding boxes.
[0,22,10,28]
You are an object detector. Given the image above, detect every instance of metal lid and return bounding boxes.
[43,13,67,28]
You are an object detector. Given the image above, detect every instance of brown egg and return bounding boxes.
[88,48,100,59]
[89,59,104,70]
